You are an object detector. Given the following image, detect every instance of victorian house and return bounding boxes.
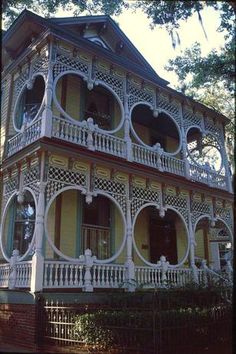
[0,10,233,293]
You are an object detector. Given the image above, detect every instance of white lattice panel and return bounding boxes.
[191,200,211,227]
[46,180,65,202]
[95,69,124,101]
[158,96,180,124]
[94,177,126,195]
[32,55,48,75]
[215,207,233,232]
[53,54,89,78]
[131,198,148,220]
[93,177,127,213]
[46,166,87,201]
[164,193,188,223]
[204,117,221,137]
[4,177,18,196]
[47,166,87,187]
[11,70,29,116]
[183,108,202,129]
[132,186,160,203]
[23,166,39,186]
[128,82,154,108]
[192,201,211,214]
[131,186,160,219]
[28,182,40,201]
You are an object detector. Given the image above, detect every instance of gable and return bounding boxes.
[49,15,168,85]
[3,11,168,86]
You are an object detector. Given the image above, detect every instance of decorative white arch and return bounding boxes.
[0,187,37,262]
[44,186,127,264]
[132,202,190,268]
[13,73,46,133]
[193,214,233,244]
[52,70,125,135]
[130,102,182,156]
[186,127,224,173]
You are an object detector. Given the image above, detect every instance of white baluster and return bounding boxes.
[59,264,64,286]
[64,264,69,286]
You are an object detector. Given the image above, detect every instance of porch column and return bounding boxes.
[181,129,190,179]
[125,200,135,291]
[124,77,132,162]
[187,194,198,283]
[41,43,54,138]
[179,103,190,179]
[30,181,46,292]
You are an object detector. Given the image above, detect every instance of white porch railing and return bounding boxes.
[43,261,84,288]
[5,115,229,191]
[132,144,185,177]
[135,266,193,288]
[0,263,10,287]
[7,118,42,157]
[0,256,232,291]
[94,131,126,158]
[52,116,88,146]
[15,261,32,288]
[161,154,185,176]
[189,163,227,190]
[91,264,126,288]
[0,261,31,288]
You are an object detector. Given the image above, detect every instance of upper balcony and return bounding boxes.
[3,46,232,193]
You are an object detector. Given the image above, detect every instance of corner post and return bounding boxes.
[83,249,94,292]
[8,249,20,289]
[31,153,46,293]
[125,199,135,292]
[187,192,199,283]
[41,40,54,138]
[124,75,133,162]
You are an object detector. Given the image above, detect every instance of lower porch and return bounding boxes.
[0,251,232,292]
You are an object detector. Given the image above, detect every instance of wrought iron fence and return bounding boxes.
[37,289,232,354]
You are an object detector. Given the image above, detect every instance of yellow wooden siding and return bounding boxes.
[195,229,205,259]
[60,190,77,257]
[45,199,56,259]
[113,207,125,264]
[65,75,81,121]
[175,218,188,262]
[1,75,12,162]
[133,208,150,266]
[52,79,62,116]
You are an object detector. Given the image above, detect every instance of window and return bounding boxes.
[218,242,232,268]
[82,196,111,259]
[4,191,35,256]
[84,87,112,130]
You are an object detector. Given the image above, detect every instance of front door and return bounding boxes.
[149,212,177,264]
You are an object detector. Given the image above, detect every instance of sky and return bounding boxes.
[54,4,226,89]
[115,7,225,88]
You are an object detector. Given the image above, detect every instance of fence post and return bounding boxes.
[86,118,96,151]
[154,143,163,171]
[225,261,233,282]
[83,249,94,292]
[8,249,20,289]
[125,259,135,292]
[200,259,208,286]
[30,181,46,293]
[157,256,169,285]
